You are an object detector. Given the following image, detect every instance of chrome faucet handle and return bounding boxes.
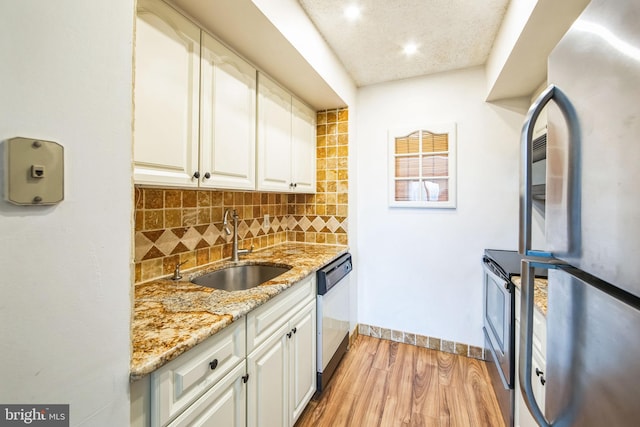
[171,260,188,281]
[238,245,254,256]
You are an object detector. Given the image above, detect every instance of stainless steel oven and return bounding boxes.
[483,250,517,427]
[482,249,548,427]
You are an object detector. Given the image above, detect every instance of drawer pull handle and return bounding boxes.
[242,374,249,383]
[287,331,292,339]
[209,359,218,370]
[292,327,297,334]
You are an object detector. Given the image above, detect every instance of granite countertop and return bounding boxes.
[511,276,548,316]
[131,243,348,381]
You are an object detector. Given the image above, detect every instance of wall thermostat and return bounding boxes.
[4,137,64,205]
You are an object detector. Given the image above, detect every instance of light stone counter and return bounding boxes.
[131,243,348,381]
[511,276,548,316]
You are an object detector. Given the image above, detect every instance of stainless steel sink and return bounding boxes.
[191,264,291,291]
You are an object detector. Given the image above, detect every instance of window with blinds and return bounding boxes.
[388,124,456,208]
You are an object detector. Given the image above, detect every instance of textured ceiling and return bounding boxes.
[299,0,511,87]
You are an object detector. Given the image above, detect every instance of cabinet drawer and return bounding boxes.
[151,318,246,427]
[247,275,316,353]
[167,362,246,427]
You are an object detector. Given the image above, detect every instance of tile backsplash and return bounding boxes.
[134,107,349,284]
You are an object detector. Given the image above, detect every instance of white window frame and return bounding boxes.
[388,123,457,208]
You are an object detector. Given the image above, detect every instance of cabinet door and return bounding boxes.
[291,98,316,193]
[515,317,537,427]
[515,288,547,427]
[134,0,200,187]
[288,300,317,425]
[257,73,292,192]
[247,322,290,427]
[200,32,256,190]
[531,347,546,414]
[168,362,246,427]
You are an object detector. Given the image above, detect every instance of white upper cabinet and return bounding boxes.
[200,32,256,190]
[291,98,317,193]
[257,73,293,192]
[134,0,315,192]
[257,73,316,193]
[134,0,200,187]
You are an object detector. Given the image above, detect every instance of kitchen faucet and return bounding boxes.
[223,208,253,261]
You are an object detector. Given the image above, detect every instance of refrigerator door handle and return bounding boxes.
[519,259,552,427]
[519,84,577,257]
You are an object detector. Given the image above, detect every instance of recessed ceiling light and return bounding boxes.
[403,42,418,56]
[344,5,361,21]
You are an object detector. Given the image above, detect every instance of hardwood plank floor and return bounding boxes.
[296,335,505,427]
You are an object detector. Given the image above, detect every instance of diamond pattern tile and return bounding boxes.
[326,216,340,233]
[238,221,249,239]
[203,224,221,245]
[311,216,325,232]
[155,230,180,256]
[298,216,312,232]
[135,233,153,262]
[249,219,261,237]
[182,227,201,250]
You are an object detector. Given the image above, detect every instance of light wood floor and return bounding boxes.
[296,335,505,427]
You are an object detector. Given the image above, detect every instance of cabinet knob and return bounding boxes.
[209,359,218,370]
[292,327,297,334]
[535,368,546,385]
[203,172,211,179]
[242,374,249,384]
[287,331,293,339]
[193,171,200,179]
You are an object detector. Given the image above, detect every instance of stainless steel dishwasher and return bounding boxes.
[316,253,352,393]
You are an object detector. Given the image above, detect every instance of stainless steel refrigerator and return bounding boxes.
[519,0,640,425]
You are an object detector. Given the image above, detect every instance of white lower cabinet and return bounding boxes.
[514,288,547,427]
[135,276,317,427]
[247,299,316,427]
[247,322,290,427]
[247,276,317,427]
[288,301,317,423]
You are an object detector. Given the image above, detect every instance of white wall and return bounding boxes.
[355,67,528,346]
[0,1,134,426]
